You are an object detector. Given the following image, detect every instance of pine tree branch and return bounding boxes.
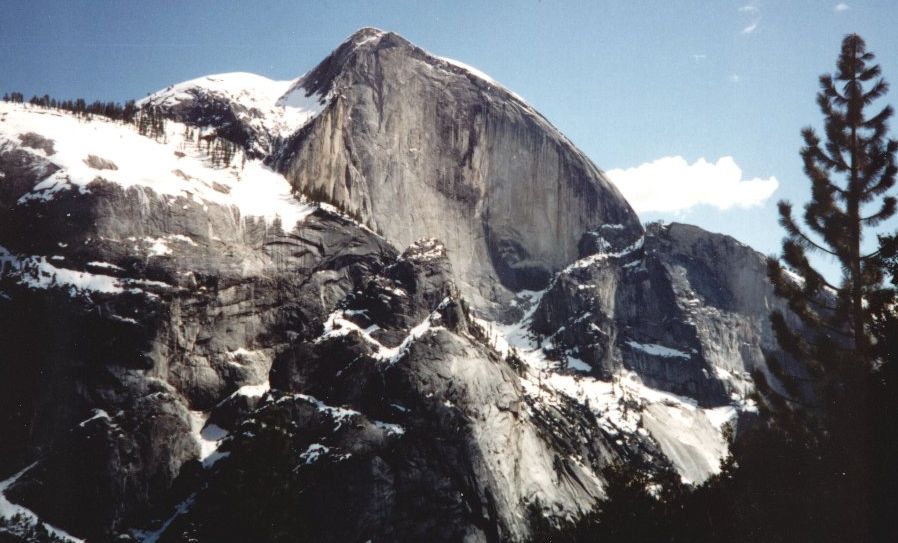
[779,201,840,257]
[859,64,882,82]
[861,143,898,200]
[863,104,893,129]
[861,196,896,226]
[862,79,889,104]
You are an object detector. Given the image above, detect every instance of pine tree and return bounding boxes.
[762,32,898,542]
[122,100,137,123]
[766,33,897,411]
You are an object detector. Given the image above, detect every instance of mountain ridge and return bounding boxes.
[0,28,795,543]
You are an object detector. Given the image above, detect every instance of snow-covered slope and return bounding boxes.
[475,286,750,485]
[0,464,84,542]
[1,102,314,230]
[139,72,327,156]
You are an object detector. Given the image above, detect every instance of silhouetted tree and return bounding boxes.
[766,32,897,418]
[759,32,897,542]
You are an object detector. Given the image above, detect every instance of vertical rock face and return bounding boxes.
[532,222,785,402]
[0,28,799,543]
[273,28,643,310]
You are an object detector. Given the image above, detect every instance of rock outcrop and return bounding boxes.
[532,222,785,402]
[138,28,641,312]
[274,29,642,310]
[518,222,793,483]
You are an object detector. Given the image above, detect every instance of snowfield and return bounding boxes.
[0,101,315,232]
[476,287,749,484]
[139,71,327,148]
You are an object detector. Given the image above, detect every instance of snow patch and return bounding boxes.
[403,238,446,263]
[78,409,111,427]
[86,261,125,272]
[350,28,387,48]
[317,297,451,365]
[0,463,85,542]
[1,245,169,298]
[625,340,691,359]
[132,494,195,543]
[230,382,270,399]
[564,235,645,272]
[437,56,530,104]
[565,356,593,372]
[145,237,172,256]
[299,443,330,465]
[286,393,360,430]
[188,411,229,468]
[439,57,498,86]
[374,420,406,436]
[141,71,327,146]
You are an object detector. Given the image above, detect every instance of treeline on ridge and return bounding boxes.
[2,91,240,168]
[2,91,138,123]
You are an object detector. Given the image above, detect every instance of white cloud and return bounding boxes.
[834,3,850,12]
[692,53,707,62]
[739,5,761,33]
[729,74,742,83]
[605,156,779,214]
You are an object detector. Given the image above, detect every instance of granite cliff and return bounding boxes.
[0,28,791,543]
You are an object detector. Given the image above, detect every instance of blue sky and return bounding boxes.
[2,0,897,275]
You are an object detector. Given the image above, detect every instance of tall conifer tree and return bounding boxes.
[766,33,897,412]
[763,34,897,540]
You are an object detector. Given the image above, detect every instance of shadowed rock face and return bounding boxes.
[533,222,789,403]
[0,124,615,540]
[524,222,801,482]
[273,29,642,311]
